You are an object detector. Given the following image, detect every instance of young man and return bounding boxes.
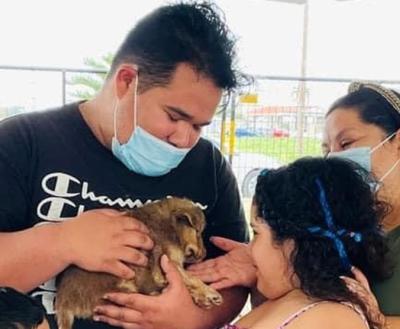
[0,2,249,329]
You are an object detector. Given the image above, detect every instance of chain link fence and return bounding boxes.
[2,66,400,204]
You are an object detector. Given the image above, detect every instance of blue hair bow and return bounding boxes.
[308,179,362,272]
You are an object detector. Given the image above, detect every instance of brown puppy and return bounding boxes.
[55,197,223,329]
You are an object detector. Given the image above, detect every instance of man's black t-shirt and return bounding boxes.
[0,103,249,328]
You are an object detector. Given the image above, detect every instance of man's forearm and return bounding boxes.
[193,287,249,329]
[0,223,68,292]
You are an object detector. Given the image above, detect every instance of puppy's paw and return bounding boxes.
[191,285,223,309]
[117,279,138,293]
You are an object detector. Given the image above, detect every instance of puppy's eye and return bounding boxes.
[176,214,194,227]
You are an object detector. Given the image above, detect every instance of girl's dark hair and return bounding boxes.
[327,86,400,136]
[109,1,248,95]
[0,287,47,329]
[254,157,392,329]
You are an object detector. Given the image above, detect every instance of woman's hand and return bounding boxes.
[188,236,257,290]
[341,267,386,327]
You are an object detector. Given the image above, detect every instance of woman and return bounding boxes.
[323,82,400,323]
[192,157,391,329]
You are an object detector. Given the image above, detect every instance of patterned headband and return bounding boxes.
[348,81,400,115]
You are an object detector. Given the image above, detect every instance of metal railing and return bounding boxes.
[2,65,400,198]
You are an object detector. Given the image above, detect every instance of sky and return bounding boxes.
[1,0,400,109]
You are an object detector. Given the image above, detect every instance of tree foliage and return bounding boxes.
[68,53,113,101]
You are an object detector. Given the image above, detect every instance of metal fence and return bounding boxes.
[2,65,400,200]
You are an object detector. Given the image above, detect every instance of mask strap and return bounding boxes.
[379,158,400,182]
[113,100,120,142]
[133,71,139,130]
[112,67,139,143]
[371,130,398,153]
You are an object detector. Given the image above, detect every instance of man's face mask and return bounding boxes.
[328,130,400,190]
[111,69,192,176]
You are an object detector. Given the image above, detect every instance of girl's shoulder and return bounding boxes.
[274,301,369,329]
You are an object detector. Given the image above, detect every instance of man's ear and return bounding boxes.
[114,64,138,100]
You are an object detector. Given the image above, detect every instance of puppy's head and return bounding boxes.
[167,198,206,264]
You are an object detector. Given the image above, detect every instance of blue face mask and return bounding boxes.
[328,131,400,190]
[111,72,192,176]
[328,147,371,171]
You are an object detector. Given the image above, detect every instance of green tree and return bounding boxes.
[68,53,113,101]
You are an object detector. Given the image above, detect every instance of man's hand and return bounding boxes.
[188,236,256,290]
[92,255,204,329]
[60,208,153,279]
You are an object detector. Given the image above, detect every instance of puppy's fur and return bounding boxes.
[55,197,223,329]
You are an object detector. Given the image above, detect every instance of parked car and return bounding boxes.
[235,127,258,137]
[231,152,282,198]
[205,137,282,198]
[272,128,290,138]
[254,127,273,137]
[242,127,290,138]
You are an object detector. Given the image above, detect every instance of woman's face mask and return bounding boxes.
[328,130,400,189]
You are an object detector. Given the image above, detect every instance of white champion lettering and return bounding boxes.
[37,197,78,221]
[41,172,80,197]
[31,278,57,314]
[81,182,146,208]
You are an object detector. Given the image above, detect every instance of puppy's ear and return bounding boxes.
[175,212,195,228]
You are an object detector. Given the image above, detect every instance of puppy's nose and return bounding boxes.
[185,244,202,262]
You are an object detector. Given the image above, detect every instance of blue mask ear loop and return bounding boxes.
[370,130,398,154]
[315,178,352,272]
[113,99,120,144]
[370,130,400,185]
[113,66,139,145]
[132,67,139,131]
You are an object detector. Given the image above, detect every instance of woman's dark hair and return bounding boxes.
[0,287,47,329]
[109,1,248,95]
[254,157,392,329]
[327,86,400,136]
